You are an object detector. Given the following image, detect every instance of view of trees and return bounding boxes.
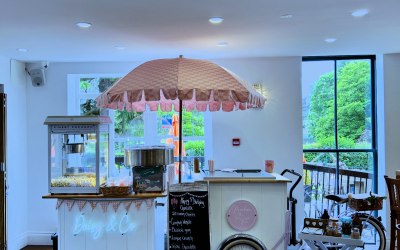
[157,109,205,156]
[304,60,372,170]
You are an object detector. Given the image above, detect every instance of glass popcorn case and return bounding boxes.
[44,116,111,194]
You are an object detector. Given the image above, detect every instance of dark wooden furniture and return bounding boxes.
[384,175,400,250]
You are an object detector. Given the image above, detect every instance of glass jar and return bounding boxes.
[351,228,361,239]
[340,217,352,235]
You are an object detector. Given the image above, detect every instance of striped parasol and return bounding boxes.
[96,56,266,182]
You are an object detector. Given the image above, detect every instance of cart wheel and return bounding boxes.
[218,234,267,250]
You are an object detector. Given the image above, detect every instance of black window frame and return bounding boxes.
[302,55,377,194]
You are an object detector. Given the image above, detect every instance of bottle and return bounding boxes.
[340,217,352,235]
[351,228,360,239]
[351,213,362,234]
[321,209,330,220]
[194,158,200,173]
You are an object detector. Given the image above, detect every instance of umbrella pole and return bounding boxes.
[178,99,183,183]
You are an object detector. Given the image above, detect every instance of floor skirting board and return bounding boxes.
[27,232,54,246]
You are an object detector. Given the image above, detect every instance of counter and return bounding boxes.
[203,170,290,183]
[43,192,167,250]
[42,192,167,199]
[204,171,290,250]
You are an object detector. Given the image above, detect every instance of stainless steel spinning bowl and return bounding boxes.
[124,146,174,167]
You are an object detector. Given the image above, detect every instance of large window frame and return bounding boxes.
[302,55,377,194]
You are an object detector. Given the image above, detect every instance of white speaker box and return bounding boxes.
[29,68,45,87]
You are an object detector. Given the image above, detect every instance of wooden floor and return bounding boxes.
[21,246,53,250]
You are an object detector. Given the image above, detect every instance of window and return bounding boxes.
[68,74,209,181]
[302,56,376,217]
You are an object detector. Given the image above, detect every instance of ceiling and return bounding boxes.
[1,0,399,63]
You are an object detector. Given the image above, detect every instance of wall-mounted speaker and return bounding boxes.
[29,68,45,87]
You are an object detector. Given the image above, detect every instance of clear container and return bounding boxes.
[45,116,111,194]
[340,217,352,235]
[351,228,361,239]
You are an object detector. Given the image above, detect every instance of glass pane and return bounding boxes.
[157,111,174,137]
[111,139,144,179]
[79,77,119,94]
[114,110,144,137]
[80,98,100,115]
[338,152,374,194]
[303,152,338,218]
[183,111,204,137]
[302,61,336,149]
[79,78,98,94]
[99,129,109,186]
[156,110,205,137]
[336,60,372,149]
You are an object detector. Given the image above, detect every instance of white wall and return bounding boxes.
[382,54,400,177]
[212,57,304,235]
[212,57,302,172]
[381,54,400,234]
[0,57,29,250]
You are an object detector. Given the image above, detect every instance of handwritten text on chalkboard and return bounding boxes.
[169,191,210,250]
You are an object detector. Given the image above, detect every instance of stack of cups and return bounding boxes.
[167,164,176,185]
[208,160,215,172]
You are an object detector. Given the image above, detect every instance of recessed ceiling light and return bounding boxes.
[209,17,224,24]
[114,46,126,50]
[217,42,228,47]
[280,14,293,19]
[76,22,92,29]
[352,9,369,17]
[16,48,28,52]
[324,38,337,43]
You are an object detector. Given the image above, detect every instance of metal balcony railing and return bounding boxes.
[303,163,374,218]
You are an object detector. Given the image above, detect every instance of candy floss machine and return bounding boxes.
[124,146,173,193]
[44,116,111,194]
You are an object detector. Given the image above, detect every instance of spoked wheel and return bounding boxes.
[358,215,386,250]
[218,234,267,250]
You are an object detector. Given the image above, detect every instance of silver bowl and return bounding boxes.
[124,146,173,167]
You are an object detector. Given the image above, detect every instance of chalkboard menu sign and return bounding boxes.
[168,183,210,250]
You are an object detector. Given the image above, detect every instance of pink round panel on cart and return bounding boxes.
[226,200,257,231]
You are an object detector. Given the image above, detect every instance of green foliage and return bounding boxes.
[304,60,372,170]
[157,109,204,137]
[182,111,204,136]
[340,152,369,170]
[80,79,93,93]
[98,78,119,92]
[307,61,371,144]
[114,110,143,136]
[337,61,371,141]
[304,136,370,170]
[80,99,100,115]
[306,61,372,170]
[185,141,205,156]
[307,72,335,141]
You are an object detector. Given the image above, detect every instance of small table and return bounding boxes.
[299,233,364,250]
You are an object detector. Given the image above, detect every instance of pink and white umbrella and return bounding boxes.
[96,56,266,182]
